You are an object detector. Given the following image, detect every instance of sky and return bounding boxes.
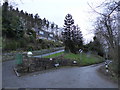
[2,0,107,44]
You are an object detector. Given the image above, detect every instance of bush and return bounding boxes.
[110,62,118,76]
[2,39,19,51]
[38,39,63,49]
[2,36,64,52]
[19,38,27,48]
[26,45,33,51]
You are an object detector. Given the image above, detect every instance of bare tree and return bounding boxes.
[91,1,120,63]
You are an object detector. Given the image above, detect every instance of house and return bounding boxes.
[33,27,56,41]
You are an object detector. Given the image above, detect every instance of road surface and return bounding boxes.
[2,60,118,88]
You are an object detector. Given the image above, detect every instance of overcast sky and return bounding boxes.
[2,0,106,44]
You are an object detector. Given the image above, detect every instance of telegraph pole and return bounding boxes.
[117,1,120,46]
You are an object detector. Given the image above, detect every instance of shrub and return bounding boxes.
[26,44,34,51]
[3,39,17,51]
[19,38,27,48]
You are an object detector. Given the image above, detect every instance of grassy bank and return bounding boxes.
[44,52,104,66]
[43,52,64,58]
[98,65,118,84]
[2,38,63,53]
[64,53,104,66]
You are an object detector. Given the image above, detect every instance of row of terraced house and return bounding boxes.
[32,25,63,42]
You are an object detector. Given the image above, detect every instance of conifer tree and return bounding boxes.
[62,14,83,53]
[62,14,75,53]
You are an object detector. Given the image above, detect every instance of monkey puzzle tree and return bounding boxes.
[62,14,76,53]
[62,14,83,53]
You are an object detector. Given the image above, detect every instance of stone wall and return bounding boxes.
[15,57,76,74]
[2,47,64,62]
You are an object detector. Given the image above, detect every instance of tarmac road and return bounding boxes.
[2,60,118,88]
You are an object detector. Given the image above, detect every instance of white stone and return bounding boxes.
[55,63,59,67]
[27,51,33,57]
[50,58,53,61]
[73,61,77,64]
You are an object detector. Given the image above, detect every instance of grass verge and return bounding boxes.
[98,65,118,84]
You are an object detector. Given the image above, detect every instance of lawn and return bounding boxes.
[43,52,64,58]
[64,53,104,66]
[43,52,104,66]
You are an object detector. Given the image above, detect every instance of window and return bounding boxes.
[49,34,53,37]
[39,31,44,35]
[48,37,51,40]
